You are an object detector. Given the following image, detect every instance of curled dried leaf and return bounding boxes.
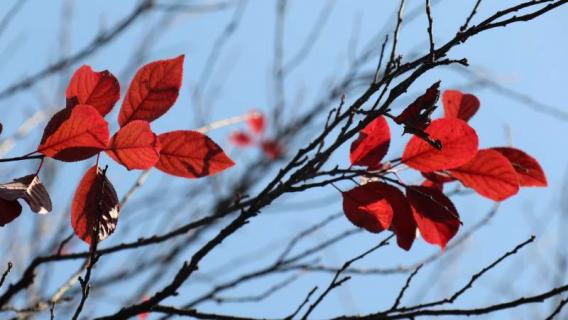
[0,174,52,214]
[395,81,440,134]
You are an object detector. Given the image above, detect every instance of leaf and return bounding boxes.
[443,90,480,122]
[247,111,266,134]
[229,131,253,147]
[350,116,390,167]
[261,139,283,160]
[492,147,547,187]
[402,118,478,172]
[380,183,416,251]
[341,182,394,233]
[0,175,52,214]
[406,186,460,250]
[0,198,22,227]
[71,166,120,244]
[37,105,110,162]
[65,65,120,116]
[421,171,456,184]
[118,55,184,127]
[106,120,161,170]
[155,130,235,178]
[421,179,443,192]
[394,81,440,133]
[450,149,519,201]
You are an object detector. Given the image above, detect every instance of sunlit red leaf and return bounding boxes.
[71,166,120,244]
[261,139,283,160]
[342,182,394,233]
[65,65,120,116]
[492,147,547,187]
[350,116,390,167]
[155,130,234,178]
[402,118,478,172]
[37,105,110,162]
[450,149,519,201]
[0,198,22,227]
[394,81,440,132]
[229,131,253,147]
[247,111,266,134]
[406,186,460,250]
[380,183,416,251]
[106,120,161,170]
[118,55,184,127]
[0,174,52,214]
[443,90,480,122]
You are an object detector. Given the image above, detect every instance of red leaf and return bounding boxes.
[350,116,390,167]
[229,131,253,147]
[261,139,283,160]
[247,111,266,134]
[71,166,120,244]
[0,198,22,227]
[443,90,480,122]
[402,118,478,172]
[155,130,235,178]
[394,81,440,132]
[380,184,416,251]
[106,120,161,170]
[421,179,444,192]
[406,186,460,249]
[449,149,519,201]
[65,65,120,116]
[37,105,110,162]
[421,171,456,184]
[342,182,395,233]
[492,147,547,187]
[118,55,184,127]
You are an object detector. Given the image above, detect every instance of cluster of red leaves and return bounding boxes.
[1,55,235,245]
[229,111,284,160]
[343,85,547,251]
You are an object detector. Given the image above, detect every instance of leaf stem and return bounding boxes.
[0,153,44,163]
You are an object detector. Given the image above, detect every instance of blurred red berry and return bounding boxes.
[261,139,283,160]
[229,131,253,147]
[247,111,266,134]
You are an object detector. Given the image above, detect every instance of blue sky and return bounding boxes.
[1,1,568,319]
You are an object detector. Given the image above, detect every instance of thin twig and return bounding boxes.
[373,35,389,83]
[393,235,536,313]
[545,296,568,320]
[301,235,394,319]
[0,262,12,289]
[461,0,483,31]
[390,265,423,310]
[388,0,406,71]
[286,286,318,320]
[425,0,435,60]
